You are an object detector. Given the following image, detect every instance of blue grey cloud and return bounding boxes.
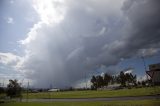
[14,0,160,88]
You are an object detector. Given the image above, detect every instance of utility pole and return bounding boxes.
[26,81,29,102]
[141,56,147,71]
[50,84,52,99]
[141,56,149,82]
[85,73,87,89]
[3,79,4,88]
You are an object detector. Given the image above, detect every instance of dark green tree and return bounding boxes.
[130,74,137,86]
[96,75,104,88]
[142,80,146,86]
[91,76,97,89]
[103,73,112,86]
[0,87,4,94]
[125,73,137,86]
[7,79,22,98]
[119,71,126,87]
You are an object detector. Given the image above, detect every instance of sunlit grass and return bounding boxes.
[22,86,160,99]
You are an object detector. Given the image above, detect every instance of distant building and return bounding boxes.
[48,88,60,92]
[31,89,39,93]
[146,63,160,85]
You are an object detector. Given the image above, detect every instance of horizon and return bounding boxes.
[0,0,160,88]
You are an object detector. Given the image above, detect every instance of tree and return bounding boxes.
[0,87,4,94]
[142,80,146,86]
[119,71,126,87]
[104,73,112,86]
[91,75,104,89]
[124,73,135,87]
[91,76,97,89]
[130,74,137,86]
[7,79,22,98]
[96,75,104,88]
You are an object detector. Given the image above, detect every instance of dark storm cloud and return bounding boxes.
[120,0,160,57]
[16,0,160,88]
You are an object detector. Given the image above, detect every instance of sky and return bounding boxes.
[0,0,160,88]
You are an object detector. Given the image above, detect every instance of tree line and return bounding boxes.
[90,71,138,89]
[0,72,152,99]
[0,79,22,100]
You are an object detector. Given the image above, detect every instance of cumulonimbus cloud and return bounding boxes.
[1,0,160,88]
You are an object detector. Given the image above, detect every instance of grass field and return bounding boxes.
[22,86,160,99]
[1,99,160,106]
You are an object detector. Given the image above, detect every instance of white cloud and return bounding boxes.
[0,53,27,86]
[6,17,14,24]
[124,68,134,74]
[32,0,67,25]
[137,74,149,82]
[19,22,42,45]
[0,52,21,66]
[75,79,91,88]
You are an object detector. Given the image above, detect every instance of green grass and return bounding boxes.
[22,86,160,99]
[1,99,160,106]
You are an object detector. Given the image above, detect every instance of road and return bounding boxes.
[22,95,160,102]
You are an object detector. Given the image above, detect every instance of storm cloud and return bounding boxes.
[13,0,160,88]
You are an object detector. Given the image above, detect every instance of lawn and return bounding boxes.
[1,99,160,106]
[22,86,160,99]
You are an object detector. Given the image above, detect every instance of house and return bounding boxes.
[146,63,160,85]
[31,89,39,93]
[48,88,60,92]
